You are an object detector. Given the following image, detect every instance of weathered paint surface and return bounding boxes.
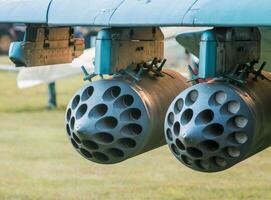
[108,0,196,26]
[0,0,51,24]
[48,0,124,26]
[184,0,271,26]
[1,0,271,27]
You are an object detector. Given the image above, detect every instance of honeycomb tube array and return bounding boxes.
[165,72,271,172]
[65,69,189,164]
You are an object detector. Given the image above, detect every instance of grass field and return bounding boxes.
[1,70,271,200]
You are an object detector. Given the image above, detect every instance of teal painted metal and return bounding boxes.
[177,28,271,72]
[1,0,271,27]
[0,0,51,24]
[47,0,271,27]
[94,27,164,75]
[198,30,217,78]
[9,42,26,67]
[94,29,112,74]
[175,30,206,57]
[48,0,124,26]
[109,0,196,26]
[184,0,271,27]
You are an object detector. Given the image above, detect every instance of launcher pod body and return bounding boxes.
[165,72,271,172]
[66,69,189,164]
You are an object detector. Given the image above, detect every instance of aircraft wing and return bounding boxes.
[0,0,50,24]
[0,0,270,27]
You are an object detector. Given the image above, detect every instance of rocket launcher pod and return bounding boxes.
[65,69,189,164]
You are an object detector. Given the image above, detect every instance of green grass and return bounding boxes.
[1,70,271,200]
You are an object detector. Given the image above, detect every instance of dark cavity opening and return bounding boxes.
[89,104,108,118]
[203,123,224,138]
[186,147,203,158]
[171,144,180,155]
[120,108,142,121]
[118,138,136,148]
[114,95,134,109]
[166,129,173,141]
[107,148,125,158]
[76,104,88,120]
[80,148,92,158]
[176,139,185,151]
[181,109,193,125]
[66,124,71,136]
[174,98,184,114]
[73,133,81,144]
[72,95,80,110]
[66,109,72,121]
[181,155,193,166]
[82,140,99,150]
[195,109,214,125]
[71,138,79,149]
[93,132,114,144]
[173,122,180,136]
[103,86,121,101]
[93,152,109,162]
[167,112,174,126]
[121,124,143,137]
[82,86,94,101]
[96,117,118,130]
[70,117,75,130]
[200,140,220,152]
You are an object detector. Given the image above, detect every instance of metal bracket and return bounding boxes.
[117,58,167,83]
[251,62,271,82]
[197,28,261,79]
[81,66,103,82]
[144,58,166,77]
[94,27,164,75]
[225,61,271,84]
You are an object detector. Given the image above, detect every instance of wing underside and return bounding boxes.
[0,0,271,27]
